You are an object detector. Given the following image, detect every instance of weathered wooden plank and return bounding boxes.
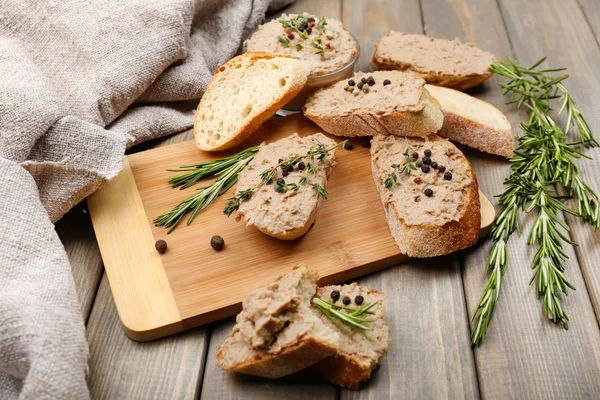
[577,0,600,45]
[421,0,600,398]
[87,277,208,399]
[200,318,338,400]
[55,201,104,321]
[340,1,479,399]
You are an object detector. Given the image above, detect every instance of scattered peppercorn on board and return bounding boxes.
[87,114,495,341]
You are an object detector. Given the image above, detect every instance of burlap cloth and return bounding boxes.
[0,0,293,398]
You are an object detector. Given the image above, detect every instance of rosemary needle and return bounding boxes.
[471,58,599,346]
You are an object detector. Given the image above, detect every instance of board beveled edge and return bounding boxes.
[87,157,183,342]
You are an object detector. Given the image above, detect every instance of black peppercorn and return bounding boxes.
[424,149,432,157]
[276,177,285,186]
[306,27,312,34]
[431,161,438,169]
[331,290,340,302]
[278,158,283,163]
[357,82,364,90]
[361,77,367,84]
[422,156,431,165]
[282,170,289,177]
[444,171,453,180]
[344,141,354,150]
[412,151,419,159]
[308,17,315,22]
[355,295,364,305]
[367,77,375,86]
[424,188,433,197]
[155,239,167,254]
[348,79,355,86]
[342,296,351,305]
[287,164,294,172]
[421,165,431,173]
[298,161,306,170]
[210,235,225,251]
[438,165,446,172]
[360,137,372,148]
[383,79,391,86]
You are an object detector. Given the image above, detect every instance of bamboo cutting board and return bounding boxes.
[88,114,495,341]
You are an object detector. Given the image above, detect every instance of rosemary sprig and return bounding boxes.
[471,58,599,346]
[166,146,261,189]
[384,144,423,189]
[313,298,377,341]
[224,140,346,216]
[155,147,258,233]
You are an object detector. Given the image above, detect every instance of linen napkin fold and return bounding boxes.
[0,0,281,398]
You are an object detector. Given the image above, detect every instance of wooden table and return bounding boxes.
[57,0,600,398]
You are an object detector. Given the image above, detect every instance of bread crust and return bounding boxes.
[371,43,493,91]
[216,334,338,379]
[371,137,481,258]
[194,52,308,152]
[303,90,443,138]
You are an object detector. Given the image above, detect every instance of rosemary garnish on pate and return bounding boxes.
[154,145,262,233]
[471,58,600,346]
[224,140,346,216]
[384,144,423,189]
[312,298,377,341]
[276,15,328,57]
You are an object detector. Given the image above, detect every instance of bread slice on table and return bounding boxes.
[194,52,309,151]
[216,265,340,378]
[234,133,338,240]
[312,283,391,390]
[424,84,514,158]
[371,134,480,257]
[371,32,496,91]
[303,70,443,138]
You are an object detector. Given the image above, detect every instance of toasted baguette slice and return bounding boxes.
[371,32,496,91]
[235,133,338,240]
[371,134,480,257]
[425,85,513,157]
[312,284,391,390]
[194,53,309,151]
[304,71,443,138]
[216,265,339,378]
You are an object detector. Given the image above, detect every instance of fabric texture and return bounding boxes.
[0,0,281,398]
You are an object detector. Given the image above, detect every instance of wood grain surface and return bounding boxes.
[51,0,600,398]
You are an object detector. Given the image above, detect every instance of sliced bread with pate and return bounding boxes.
[194,52,309,151]
[371,134,480,257]
[312,284,391,390]
[425,84,514,158]
[216,265,339,378]
[233,133,338,240]
[303,71,443,138]
[371,32,496,91]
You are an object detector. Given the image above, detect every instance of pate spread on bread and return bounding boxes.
[303,70,443,138]
[235,133,338,240]
[372,32,496,91]
[371,134,480,257]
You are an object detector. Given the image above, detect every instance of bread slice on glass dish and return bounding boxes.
[194,52,309,151]
[425,84,514,158]
[312,283,391,390]
[371,134,480,257]
[303,70,443,138]
[231,132,339,240]
[371,31,496,91]
[216,265,339,378]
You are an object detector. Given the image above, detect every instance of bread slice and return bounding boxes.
[312,284,391,390]
[235,133,338,240]
[371,32,496,91]
[371,134,480,257]
[194,52,309,151]
[303,71,443,138]
[425,85,513,158]
[216,265,339,378]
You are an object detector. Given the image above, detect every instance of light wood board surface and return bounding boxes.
[88,113,494,341]
[52,0,600,398]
